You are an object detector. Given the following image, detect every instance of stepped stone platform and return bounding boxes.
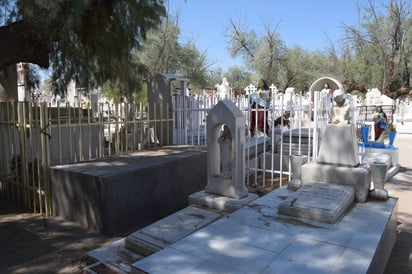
[50,146,207,236]
[125,205,223,256]
[131,186,398,274]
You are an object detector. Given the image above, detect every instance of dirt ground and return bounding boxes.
[0,199,114,273]
[1,134,412,274]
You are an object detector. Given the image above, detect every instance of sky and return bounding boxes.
[170,0,368,71]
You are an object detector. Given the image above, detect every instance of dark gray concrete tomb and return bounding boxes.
[50,146,206,236]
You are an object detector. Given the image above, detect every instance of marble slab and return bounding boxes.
[278,182,355,223]
[125,205,222,256]
[131,186,397,274]
[86,238,143,273]
[188,190,259,213]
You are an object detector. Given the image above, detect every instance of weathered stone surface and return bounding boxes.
[205,100,248,199]
[301,161,370,202]
[125,205,222,256]
[316,124,359,167]
[51,146,207,236]
[131,186,398,274]
[188,190,258,213]
[278,182,355,223]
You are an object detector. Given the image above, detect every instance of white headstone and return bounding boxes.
[205,100,248,199]
[316,124,360,167]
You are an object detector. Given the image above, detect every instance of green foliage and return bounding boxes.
[389,123,396,132]
[3,0,166,96]
[224,66,253,92]
[176,40,210,89]
[3,0,412,99]
[342,0,412,95]
[134,15,181,76]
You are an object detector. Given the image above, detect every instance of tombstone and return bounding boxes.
[278,77,371,222]
[205,100,247,198]
[189,99,258,212]
[278,182,355,223]
[279,123,364,223]
[148,73,189,145]
[301,123,370,202]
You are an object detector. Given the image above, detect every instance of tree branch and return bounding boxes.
[0,20,50,71]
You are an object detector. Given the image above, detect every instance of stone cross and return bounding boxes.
[269,84,278,94]
[244,84,257,96]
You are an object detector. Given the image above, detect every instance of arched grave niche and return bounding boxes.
[205,100,247,199]
[210,123,232,179]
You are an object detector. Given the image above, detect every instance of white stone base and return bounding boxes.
[132,186,398,274]
[188,190,259,213]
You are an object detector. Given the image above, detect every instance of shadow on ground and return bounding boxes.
[0,199,111,274]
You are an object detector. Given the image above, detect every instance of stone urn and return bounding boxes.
[288,154,308,191]
[369,163,388,200]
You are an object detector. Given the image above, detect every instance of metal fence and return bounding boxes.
[0,91,389,215]
[0,101,173,215]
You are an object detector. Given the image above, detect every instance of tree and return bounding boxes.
[0,0,166,96]
[225,17,286,85]
[134,12,181,78]
[224,66,253,94]
[277,47,313,92]
[133,8,211,92]
[176,40,211,89]
[343,0,412,96]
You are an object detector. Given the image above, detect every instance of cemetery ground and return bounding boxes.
[1,134,412,273]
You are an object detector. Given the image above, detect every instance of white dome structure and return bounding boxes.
[309,77,344,93]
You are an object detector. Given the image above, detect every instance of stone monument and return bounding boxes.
[189,100,258,212]
[330,89,351,125]
[279,83,369,223]
[300,89,371,203]
[216,77,231,99]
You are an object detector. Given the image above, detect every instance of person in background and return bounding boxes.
[249,79,271,137]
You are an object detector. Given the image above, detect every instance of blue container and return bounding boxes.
[361,126,369,144]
